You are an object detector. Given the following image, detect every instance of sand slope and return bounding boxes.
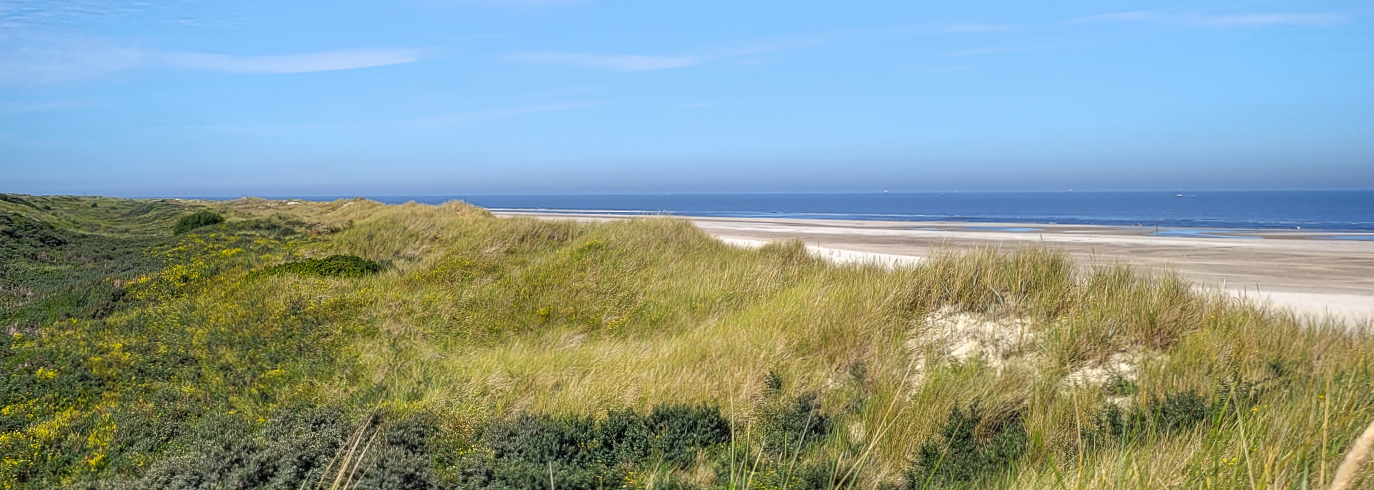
[495,212,1374,325]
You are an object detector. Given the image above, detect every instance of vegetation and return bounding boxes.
[1,194,1372,489]
[255,255,383,278]
[172,210,223,235]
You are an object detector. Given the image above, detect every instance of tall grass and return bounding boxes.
[2,195,1371,489]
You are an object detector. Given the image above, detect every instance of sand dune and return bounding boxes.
[495,211,1374,325]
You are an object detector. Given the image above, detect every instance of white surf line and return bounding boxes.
[716,237,923,268]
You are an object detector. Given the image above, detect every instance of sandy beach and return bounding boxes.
[495,211,1374,325]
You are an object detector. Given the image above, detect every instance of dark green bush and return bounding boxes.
[748,460,860,490]
[131,409,347,490]
[486,413,596,467]
[906,403,1027,489]
[646,404,732,465]
[758,391,831,455]
[102,409,439,490]
[1,213,68,248]
[257,255,383,278]
[480,413,608,489]
[1095,389,1214,442]
[1149,390,1211,431]
[456,405,730,490]
[595,408,652,464]
[354,415,441,490]
[172,210,224,235]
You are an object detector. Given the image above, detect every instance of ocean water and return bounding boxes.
[341,191,1374,232]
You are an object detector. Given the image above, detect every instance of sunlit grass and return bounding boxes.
[1,195,1371,489]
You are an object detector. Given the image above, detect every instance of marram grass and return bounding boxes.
[1,195,1372,489]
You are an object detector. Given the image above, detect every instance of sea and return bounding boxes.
[290,191,1374,237]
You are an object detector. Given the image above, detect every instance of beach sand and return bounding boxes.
[495,212,1374,325]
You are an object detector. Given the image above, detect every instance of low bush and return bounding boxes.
[172,210,224,235]
[906,403,1028,488]
[646,404,732,465]
[1,212,68,248]
[453,404,730,489]
[758,391,831,456]
[78,409,441,490]
[256,255,383,278]
[748,460,861,490]
[1096,389,1214,440]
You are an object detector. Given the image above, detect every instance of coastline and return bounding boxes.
[494,210,1374,324]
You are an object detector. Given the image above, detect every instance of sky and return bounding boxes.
[1,0,1372,196]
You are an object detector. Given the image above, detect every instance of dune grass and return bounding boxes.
[1,195,1372,489]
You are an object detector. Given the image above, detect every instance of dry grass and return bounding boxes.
[210,198,1374,489]
[8,196,1371,489]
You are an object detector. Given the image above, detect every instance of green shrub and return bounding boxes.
[758,391,831,456]
[172,210,224,235]
[486,413,596,467]
[906,403,1027,488]
[1,212,68,248]
[257,255,383,278]
[1097,389,1213,440]
[480,413,606,489]
[748,460,860,490]
[129,409,347,490]
[102,410,439,490]
[646,404,731,465]
[595,408,652,464]
[461,404,730,489]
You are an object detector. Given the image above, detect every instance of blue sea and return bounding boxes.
[312,191,1374,234]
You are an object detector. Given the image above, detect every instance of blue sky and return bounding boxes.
[2,0,1372,196]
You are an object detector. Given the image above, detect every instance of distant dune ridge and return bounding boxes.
[2,195,1373,489]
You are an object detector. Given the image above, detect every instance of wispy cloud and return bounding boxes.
[947,43,1083,57]
[509,52,703,71]
[161,49,424,74]
[413,101,605,125]
[1066,11,1155,25]
[0,33,426,84]
[1198,13,1350,27]
[1068,10,1350,28]
[509,36,813,72]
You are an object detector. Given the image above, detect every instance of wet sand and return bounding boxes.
[494,211,1374,324]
